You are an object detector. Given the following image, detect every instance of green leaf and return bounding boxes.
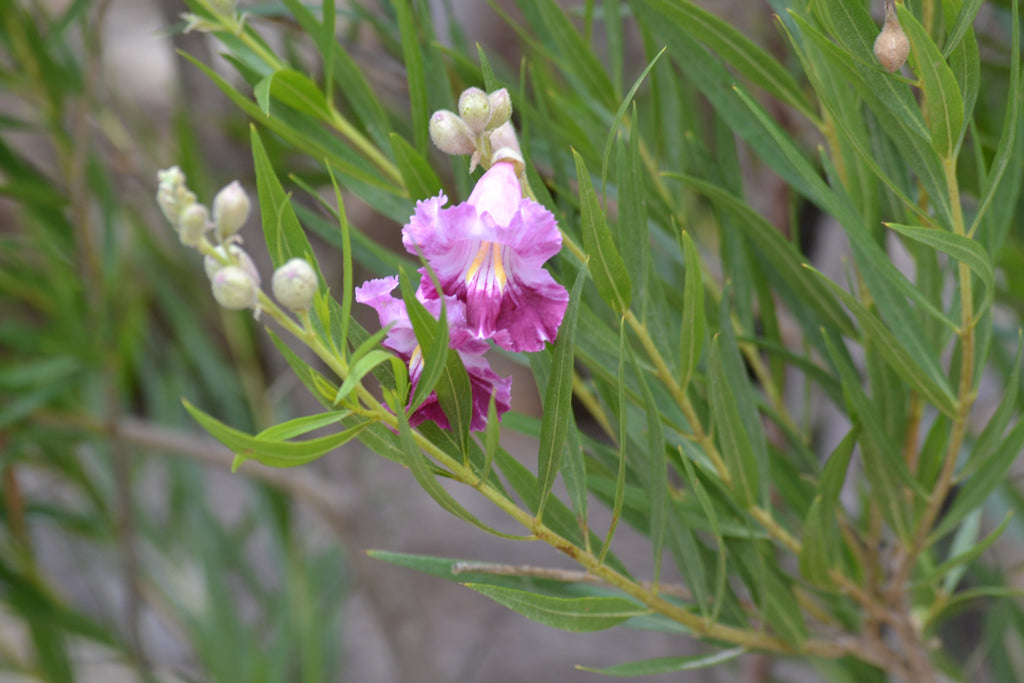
[679,230,705,390]
[253,68,331,120]
[599,318,630,564]
[630,345,667,586]
[708,335,760,506]
[391,0,429,153]
[333,350,394,406]
[434,350,473,458]
[389,132,442,200]
[256,411,351,441]
[636,0,814,120]
[822,333,916,539]
[250,127,315,268]
[574,151,631,313]
[577,647,745,676]
[807,266,958,418]
[943,0,983,58]
[898,5,964,158]
[798,428,857,587]
[394,405,525,539]
[945,0,980,130]
[536,266,587,518]
[672,175,854,337]
[921,512,1011,593]
[464,584,647,632]
[969,0,1021,239]
[399,269,449,413]
[183,400,369,469]
[886,222,994,318]
[930,419,1024,543]
[788,12,954,231]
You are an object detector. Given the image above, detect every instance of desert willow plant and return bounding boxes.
[166,0,1024,679]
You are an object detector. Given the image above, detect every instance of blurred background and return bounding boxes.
[1,1,1021,682]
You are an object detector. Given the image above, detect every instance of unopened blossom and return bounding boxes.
[355,276,511,431]
[272,258,318,312]
[402,161,568,353]
[212,266,258,310]
[212,180,251,242]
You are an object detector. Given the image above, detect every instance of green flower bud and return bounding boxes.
[486,88,512,130]
[272,258,318,312]
[212,180,251,241]
[429,110,476,155]
[178,203,210,247]
[211,265,258,310]
[458,87,491,135]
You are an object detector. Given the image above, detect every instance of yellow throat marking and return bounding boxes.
[465,242,507,291]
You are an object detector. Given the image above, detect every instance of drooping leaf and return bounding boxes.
[574,151,632,314]
[464,584,647,632]
[537,266,587,518]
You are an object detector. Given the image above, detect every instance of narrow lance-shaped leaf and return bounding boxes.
[635,0,815,120]
[798,427,857,587]
[599,317,630,565]
[629,343,667,587]
[536,266,588,519]
[898,5,965,158]
[822,333,916,540]
[578,648,746,677]
[251,126,317,268]
[573,150,632,314]
[708,335,760,506]
[399,268,449,414]
[394,405,527,539]
[886,222,994,318]
[464,584,647,632]
[679,230,705,390]
[806,265,958,417]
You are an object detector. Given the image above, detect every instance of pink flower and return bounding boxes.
[355,277,512,431]
[402,161,568,352]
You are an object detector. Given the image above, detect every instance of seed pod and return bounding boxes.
[272,258,318,312]
[874,12,909,73]
[211,266,258,310]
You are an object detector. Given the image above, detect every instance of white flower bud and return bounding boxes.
[486,88,512,130]
[272,258,318,312]
[458,87,491,135]
[488,122,525,175]
[178,203,210,247]
[212,180,251,241]
[156,166,196,228]
[429,110,476,155]
[211,266,258,310]
[204,244,260,285]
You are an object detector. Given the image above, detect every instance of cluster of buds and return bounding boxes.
[428,87,522,173]
[156,166,318,317]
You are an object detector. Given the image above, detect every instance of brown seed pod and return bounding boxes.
[874,12,910,73]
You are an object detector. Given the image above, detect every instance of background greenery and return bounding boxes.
[2,0,1023,681]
